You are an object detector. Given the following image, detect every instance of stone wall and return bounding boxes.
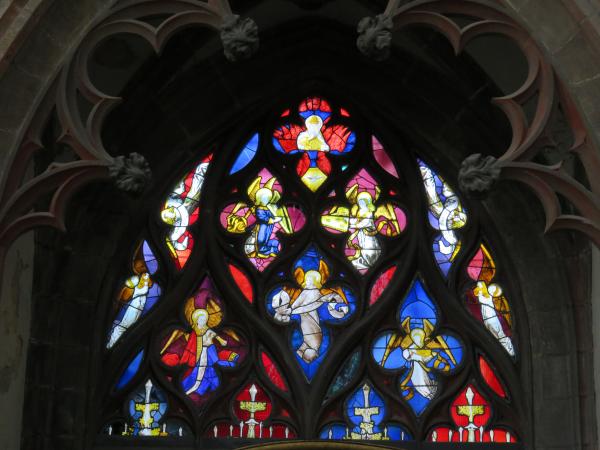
[0,1,598,449]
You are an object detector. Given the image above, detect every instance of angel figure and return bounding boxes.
[466,245,514,356]
[160,292,243,398]
[161,158,210,266]
[372,280,463,415]
[473,281,514,356]
[419,162,467,274]
[223,170,304,271]
[321,169,404,273]
[107,242,160,349]
[271,258,350,364]
[381,317,456,401]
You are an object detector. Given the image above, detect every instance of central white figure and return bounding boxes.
[272,261,349,363]
[473,281,515,356]
[297,115,330,152]
[401,328,440,400]
[108,272,152,348]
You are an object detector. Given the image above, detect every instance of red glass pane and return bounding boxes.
[369,266,397,305]
[479,356,507,399]
[260,351,288,392]
[229,264,253,303]
[340,108,350,117]
[450,384,491,428]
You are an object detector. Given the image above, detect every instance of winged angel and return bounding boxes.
[160,292,244,399]
[322,172,404,272]
[224,171,303,270]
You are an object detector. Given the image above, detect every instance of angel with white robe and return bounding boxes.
[380,318,456,405]
[161,160,209,256]
[107,251,156,349]
[271,260,349,363]
[473,281,515,356]
[321,181,402,273]
[420,165,467,262]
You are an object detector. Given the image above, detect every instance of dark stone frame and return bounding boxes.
[19,16,592,448]
[8,1,589,448]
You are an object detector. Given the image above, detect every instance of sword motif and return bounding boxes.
[239,384,267,438]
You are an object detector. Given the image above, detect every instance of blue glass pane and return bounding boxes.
[142,241,158,274]
[326,349,361,400]
[230,133,259,174]
[399,279,438,328]
[116,350,144,391]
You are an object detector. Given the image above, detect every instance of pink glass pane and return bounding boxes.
[372,136,399,178]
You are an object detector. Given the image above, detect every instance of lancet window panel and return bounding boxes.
[97,95,524,448]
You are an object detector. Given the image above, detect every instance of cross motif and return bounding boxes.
[239,384,267,438]
[456,387,486,442]
[352,384,380,438]
[273,97,356,191]
[209,382,296,439]
[320,381,412,441]
[429,384,516,443]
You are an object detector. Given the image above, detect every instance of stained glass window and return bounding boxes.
[100,96,522,447]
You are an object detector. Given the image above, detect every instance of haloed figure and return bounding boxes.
[246,185,283,258]
[161,298,241,398]
[473,281,515,356]
[108,272,153,349]
[272,261,349,363]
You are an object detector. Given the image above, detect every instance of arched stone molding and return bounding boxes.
[0,1,597,449]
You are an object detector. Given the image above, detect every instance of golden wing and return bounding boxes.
[318,259,330,285]
[375,203,400,236]
[132,243,148,275]
[207,299,223,328]
[184,296,197,326]
[118,285,134,304]
[275,205,293,234]
[423,319,435,337]
[401,316,412,334]
[381,332,402,366]
[293,267,305,286]
[247,176,262,203]
[493,294,512,327]
[160,329,187,355]
[271,190,281,205]
[345,183,359,204]
[479,245,496,282]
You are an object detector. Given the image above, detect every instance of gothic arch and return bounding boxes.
[0,1,597,449]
